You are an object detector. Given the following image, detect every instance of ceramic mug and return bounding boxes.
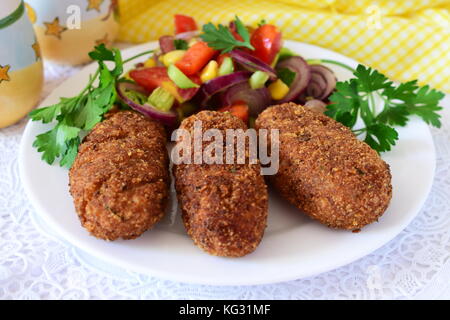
[26,0,119,65]
[0,0,43,128]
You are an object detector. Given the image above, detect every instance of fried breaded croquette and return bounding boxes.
[173,111,268,257]
[69,111,170,240]
[255,103,392,231]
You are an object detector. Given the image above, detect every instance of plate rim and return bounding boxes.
[19,40,436,286]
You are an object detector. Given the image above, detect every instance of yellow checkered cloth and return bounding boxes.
[118,0,450,92]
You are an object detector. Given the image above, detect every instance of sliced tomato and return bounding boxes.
[250,24,282,64]
[129,67,170,92]
[219,104,249,123]
[129,67,200,102]
[175,41,217,75]
[174,14,197,34]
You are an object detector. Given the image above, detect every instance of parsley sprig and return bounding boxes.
[326,64,444,152]
[200,15,254,53]
[174,39,188,50]
[29,44,153,167]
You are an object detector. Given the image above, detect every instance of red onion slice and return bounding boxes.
[308,73,327,97]
[117,81,148,95]
[196,71,251,107]
[116,82,177,126]
[230,49,277,80]
[305,64,337,100]
[304,99,327,113]
[159,35,175,54]
[221,82,271,117]
[174,30,200,40]
[178,86,199,102]
[275,56,311,103]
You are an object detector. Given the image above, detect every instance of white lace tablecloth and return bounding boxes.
[1,57,449,300]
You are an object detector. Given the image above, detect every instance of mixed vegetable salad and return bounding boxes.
[30,15,444,168]
[120,15,335,127]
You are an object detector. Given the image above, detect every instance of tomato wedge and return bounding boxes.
[174,14,197,34]
[129,67,200,102]
[129,67,169,92]
[250,24,282,64]
[219,104,249,123]
[175,41,217,75]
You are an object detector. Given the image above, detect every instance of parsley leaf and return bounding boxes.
[32,123,81,165]
[326,80,360,128]
[28,104,62,123]
[200,15,254,53]
[364,123,399,152]
[30,44,153,168]
[174,39,188,50]
[60,137,80,168]
[277,67,296,87]
[326,64,444,153]
[234,15,251,45]
[395,84,443,128]
[353,64,392,92]
[88,44,115,61]
[376,104,409,127]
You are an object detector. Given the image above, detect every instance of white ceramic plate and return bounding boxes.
[19,40,436,285]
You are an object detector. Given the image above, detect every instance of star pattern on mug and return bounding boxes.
[95,33,109,46]
[0,65,11,84]
[44,17,67,39]
[102,0,118,21]
[87,0,104,12]
[32,41,41,61]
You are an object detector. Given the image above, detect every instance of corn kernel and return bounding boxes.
[200,60,219,83]
[162,50,186,67]
[188,38,198,47]
[143,58,156,68]
[161,81,183,102]
[123,71,132,80]
[268,79,290,100]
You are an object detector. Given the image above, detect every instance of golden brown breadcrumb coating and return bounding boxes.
[255,103,392,231]
[69,111,170,240]
[173,111,268,257]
